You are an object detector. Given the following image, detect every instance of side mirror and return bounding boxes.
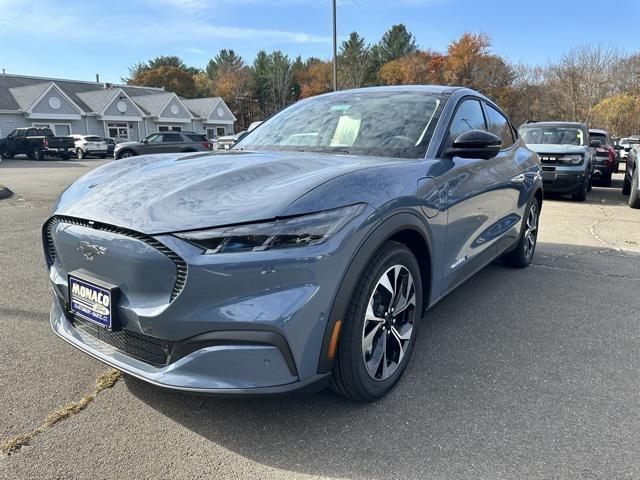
[142,139,149,144]
[589,139,602,148]
[445,130,502,160]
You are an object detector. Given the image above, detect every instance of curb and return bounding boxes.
[0,184,13,200]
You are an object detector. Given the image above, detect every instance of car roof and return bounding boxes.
[309,84,480,99]
[522,121,586,127]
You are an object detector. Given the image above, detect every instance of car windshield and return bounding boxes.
[519,125,585,145]
[235,91,446,159]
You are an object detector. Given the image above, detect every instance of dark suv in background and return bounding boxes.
[519,121,595,201]
[588,128,618,185]
[114,132,211,159]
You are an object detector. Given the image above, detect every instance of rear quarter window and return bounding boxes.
[186,134,207,142]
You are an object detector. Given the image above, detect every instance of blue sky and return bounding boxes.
[1,0,639,83]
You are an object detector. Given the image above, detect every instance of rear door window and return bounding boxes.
[485,104,514,148]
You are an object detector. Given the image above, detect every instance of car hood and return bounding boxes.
[114,141,141,149]
[52,150,400,234]
[525,144,589,155]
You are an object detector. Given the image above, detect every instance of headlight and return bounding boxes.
[174,204,366,254]
[561,154,583,165]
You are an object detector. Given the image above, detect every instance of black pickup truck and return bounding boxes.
[0,127,75,161]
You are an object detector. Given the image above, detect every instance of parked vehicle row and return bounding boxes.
[0,127,74,161]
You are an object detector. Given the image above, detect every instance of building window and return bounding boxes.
[32,123,72,136]
[158,125,182,132]
[217,127,226,136]
[106,123,129,140]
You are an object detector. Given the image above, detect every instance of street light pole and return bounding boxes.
[332,0,338,91]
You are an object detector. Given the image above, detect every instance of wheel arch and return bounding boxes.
[316,211,434,374]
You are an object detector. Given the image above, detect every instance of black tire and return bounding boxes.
[330,240,423,402]
[601,172,612,187]
[0,146,13,160]
[571,177,588,201]
[61,152,71,161]
[629,168,640,209]
[622,175,631,195]
[117,150,135,160]
[587,173,593,192]
[502,197,540,268]
[76,148,85,160]
[29,145,44,161]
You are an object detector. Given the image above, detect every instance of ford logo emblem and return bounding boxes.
[77,241,106,261]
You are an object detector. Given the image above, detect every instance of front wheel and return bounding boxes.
[0,146,14,160]
[330,241,422,402]
[117,150,135,159]
[502,198,540,268]
[76,148,85,160]
[571,177,588,201]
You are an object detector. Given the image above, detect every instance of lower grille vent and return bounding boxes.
[71,317,171,365]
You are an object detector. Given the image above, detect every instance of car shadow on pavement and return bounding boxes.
[545,176,627,206]
[125,243,640,479]
[0,158,102,168]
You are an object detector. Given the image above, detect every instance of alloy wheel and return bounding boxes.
[524,203,538,259]
[362,265,416,381]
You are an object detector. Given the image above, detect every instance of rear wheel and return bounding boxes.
[29,145,44,161]
[117,150,135,160]
[601,171,612,187]
[330,241,422,402]
[61,152,71,161]
[502,198,540,268]
[629,168,640,209]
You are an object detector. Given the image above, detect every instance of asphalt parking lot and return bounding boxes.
[1,157,639,479]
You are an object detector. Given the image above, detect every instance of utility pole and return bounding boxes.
[332,0,338,91]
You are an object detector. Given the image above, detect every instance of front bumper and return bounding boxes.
[51,296,329,393]
[45,207,378,393]
[542,170,586,194]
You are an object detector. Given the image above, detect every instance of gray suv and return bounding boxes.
[44,86,542,401]
[114,132,211,159]
[519,121,595,201]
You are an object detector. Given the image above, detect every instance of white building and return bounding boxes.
[0,73,235,140]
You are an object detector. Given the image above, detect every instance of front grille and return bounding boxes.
[43,215,187,301]
[70,316,171,365]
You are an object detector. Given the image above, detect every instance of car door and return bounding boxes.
[482,102,529,250]
[159,133,184,153]
[435,97,508,293]
[12,130,28,154]
[139,134,162,154]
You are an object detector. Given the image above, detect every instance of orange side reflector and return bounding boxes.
[327,320,342,360]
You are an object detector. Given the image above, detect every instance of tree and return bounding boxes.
[591,94,640,137]
[546,45,620,123]
[377,24,417,64]
[297,60,333,98]
[379,50,446,85]
[193,71,216,98]
[339,32,372,89]
[206,49,244,81]
[445,32,491,86]
[129,66,196,98]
